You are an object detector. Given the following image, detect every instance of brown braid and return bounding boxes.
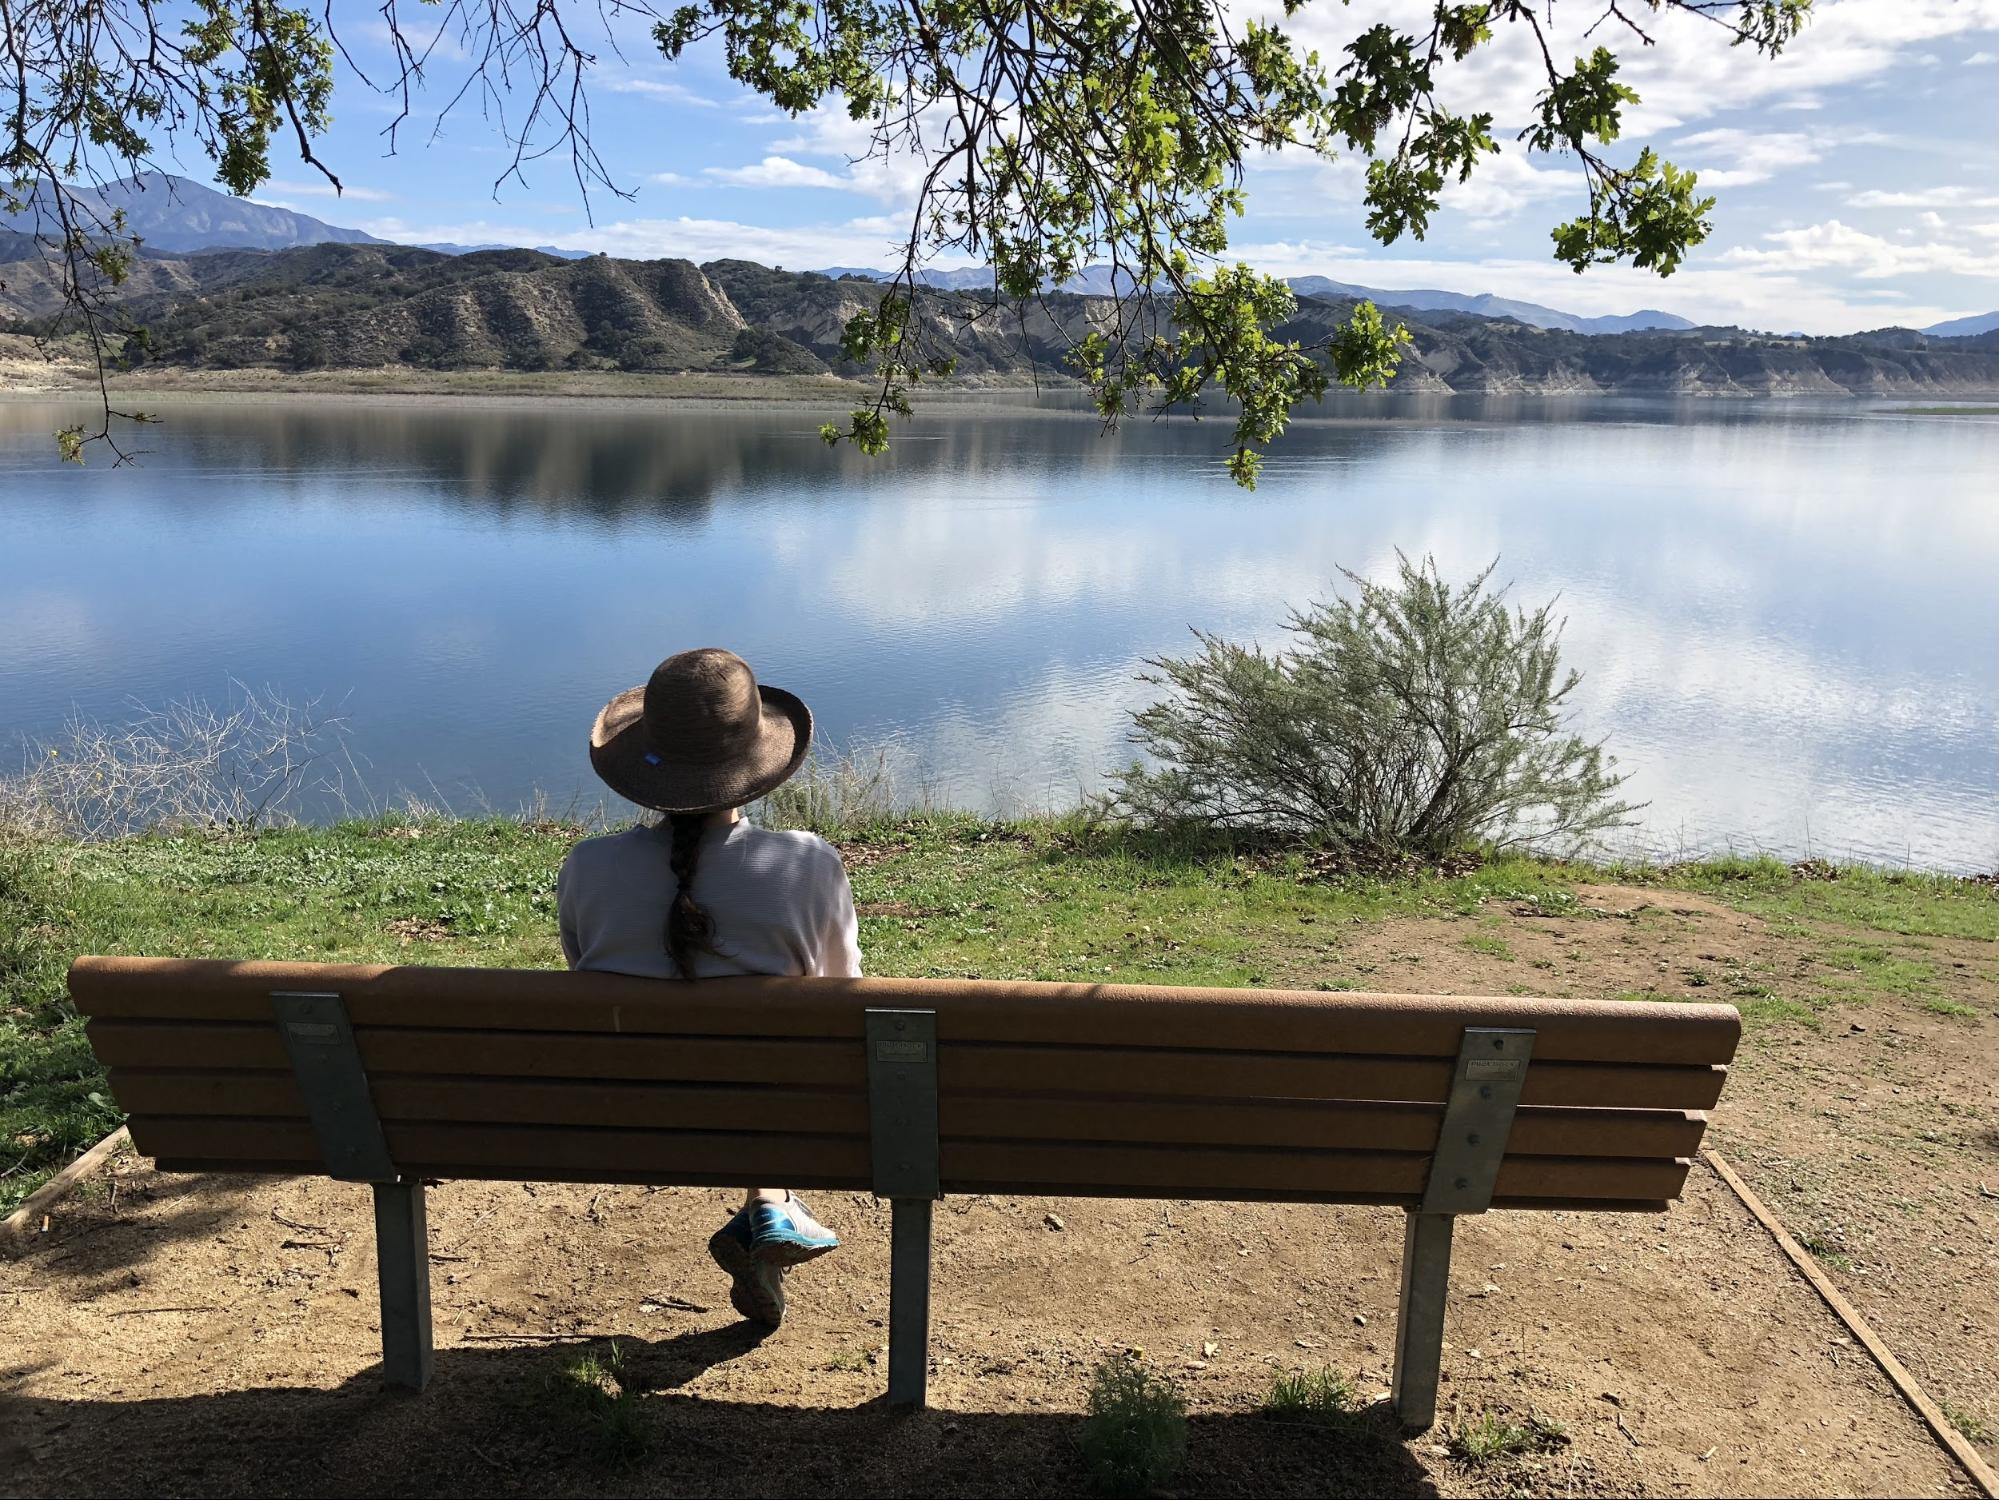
[663,812,718,978]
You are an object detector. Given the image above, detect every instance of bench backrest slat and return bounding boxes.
[73,956,1739,1213]
[87,1018,1727,1112]
[103,1069,1710,1158]
[69,958,1740,1064]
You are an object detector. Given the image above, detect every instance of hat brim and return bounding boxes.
[588,683,812,813]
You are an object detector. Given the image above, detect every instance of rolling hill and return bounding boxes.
[6,239,1998,397]
[820,265,1697,336]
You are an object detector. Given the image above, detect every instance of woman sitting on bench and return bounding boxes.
[557,647,860,1329]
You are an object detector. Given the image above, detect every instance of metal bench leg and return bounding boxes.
[886,1197,933,1407]
[373,1180,434,1390]
[1391,1209,1454,1431]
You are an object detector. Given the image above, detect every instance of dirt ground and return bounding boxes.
[3,884,1994,1498]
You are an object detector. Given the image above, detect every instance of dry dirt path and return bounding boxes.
[3,881,1994,1498]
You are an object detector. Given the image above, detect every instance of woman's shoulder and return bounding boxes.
[735,824,848,876]
[558,824,660,878]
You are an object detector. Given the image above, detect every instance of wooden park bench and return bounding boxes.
[70,956,1738,1429]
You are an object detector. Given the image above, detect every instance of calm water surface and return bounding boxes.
[2,392,1996,869]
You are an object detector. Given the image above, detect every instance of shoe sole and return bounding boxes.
[751,1231,840,1269]
[708,1226,784,1327]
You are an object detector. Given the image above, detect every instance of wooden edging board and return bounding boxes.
[0,1126,131,1258]
[1704,1149,1998,1499]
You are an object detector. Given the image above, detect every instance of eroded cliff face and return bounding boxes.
[12,235,1999,396]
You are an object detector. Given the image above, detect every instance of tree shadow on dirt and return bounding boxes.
[4,1331,1441,1498]
[6,1171,281,1298]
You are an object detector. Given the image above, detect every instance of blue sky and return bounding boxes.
[239,0,1999,333]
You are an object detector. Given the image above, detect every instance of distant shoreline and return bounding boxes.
[5,352,1999,414]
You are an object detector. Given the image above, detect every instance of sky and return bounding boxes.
[231,0,1999,334]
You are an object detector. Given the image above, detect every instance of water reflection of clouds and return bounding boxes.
[1550,589,1998,868]
[0,588,102,676]
[5,397,1997,869]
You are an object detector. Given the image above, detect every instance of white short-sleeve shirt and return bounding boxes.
[557,819,862,979]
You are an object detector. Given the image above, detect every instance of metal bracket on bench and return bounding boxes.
[272,990,432,1390]
[272,991,397,1183]
[865,1008,940,1410]
[866,1009,941,1199]
[1393,1025,1537,1431]
[1419,1027,1536,1215]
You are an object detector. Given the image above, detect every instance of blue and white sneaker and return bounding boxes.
[708,1210,786,1327]
[748,1192,840,1267]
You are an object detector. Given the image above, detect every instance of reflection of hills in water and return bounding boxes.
[128,402,1173,523]
[116,400,1322,522]
[121,392,1883,526]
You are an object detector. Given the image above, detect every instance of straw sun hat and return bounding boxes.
[589,648,813,813]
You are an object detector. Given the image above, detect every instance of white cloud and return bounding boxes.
[703,156,853,191]
[767,108,931,205]
[358,212,911,269]
[259,179,393,202]
[1969,222,1999,239]
[1671,128,1823,188]
[1264,146,1573,229]
[1278,0,1999,136]
[1965,50,1998,64]
[1847,185,1999,208]
[1917,210,1948,232]
[604,77,719,108]
[1718,218,1999,280]
[648,172,699,187]
[1440,148,1577,224]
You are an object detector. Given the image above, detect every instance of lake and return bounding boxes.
[2,391,1996,870]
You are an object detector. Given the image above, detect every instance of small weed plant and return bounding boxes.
[1449,1410,1569,1466]
[1079,1352,1188,1496]
[1265,1366,1365,1429]
[546,1342,652,1466]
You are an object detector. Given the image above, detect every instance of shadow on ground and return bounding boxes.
[2,1332,1440,1499]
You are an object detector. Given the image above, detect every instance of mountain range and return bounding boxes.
[6,236,1997,399]
[819,265,1699,337]
[0,171,388,253]
[1921,310,1999,338]
[2,172,1995,359]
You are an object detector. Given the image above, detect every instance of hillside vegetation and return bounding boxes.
[7,236,1999,397]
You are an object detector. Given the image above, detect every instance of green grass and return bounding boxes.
[1264,1366,1365,1429]
[1735,994,1822,1029]
[541,1342,652,1465]
[3,814,1992,1211]
[1079,1352,1188,1496]
[1940,1400,1992,1443]
[1796,1230,1854,1273]
[0,817,568,1212]
[1817,943,1936,997]
[1656,856,1999,942]
[1923,998,1982,1020]
[1447,1410,1568,1466]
